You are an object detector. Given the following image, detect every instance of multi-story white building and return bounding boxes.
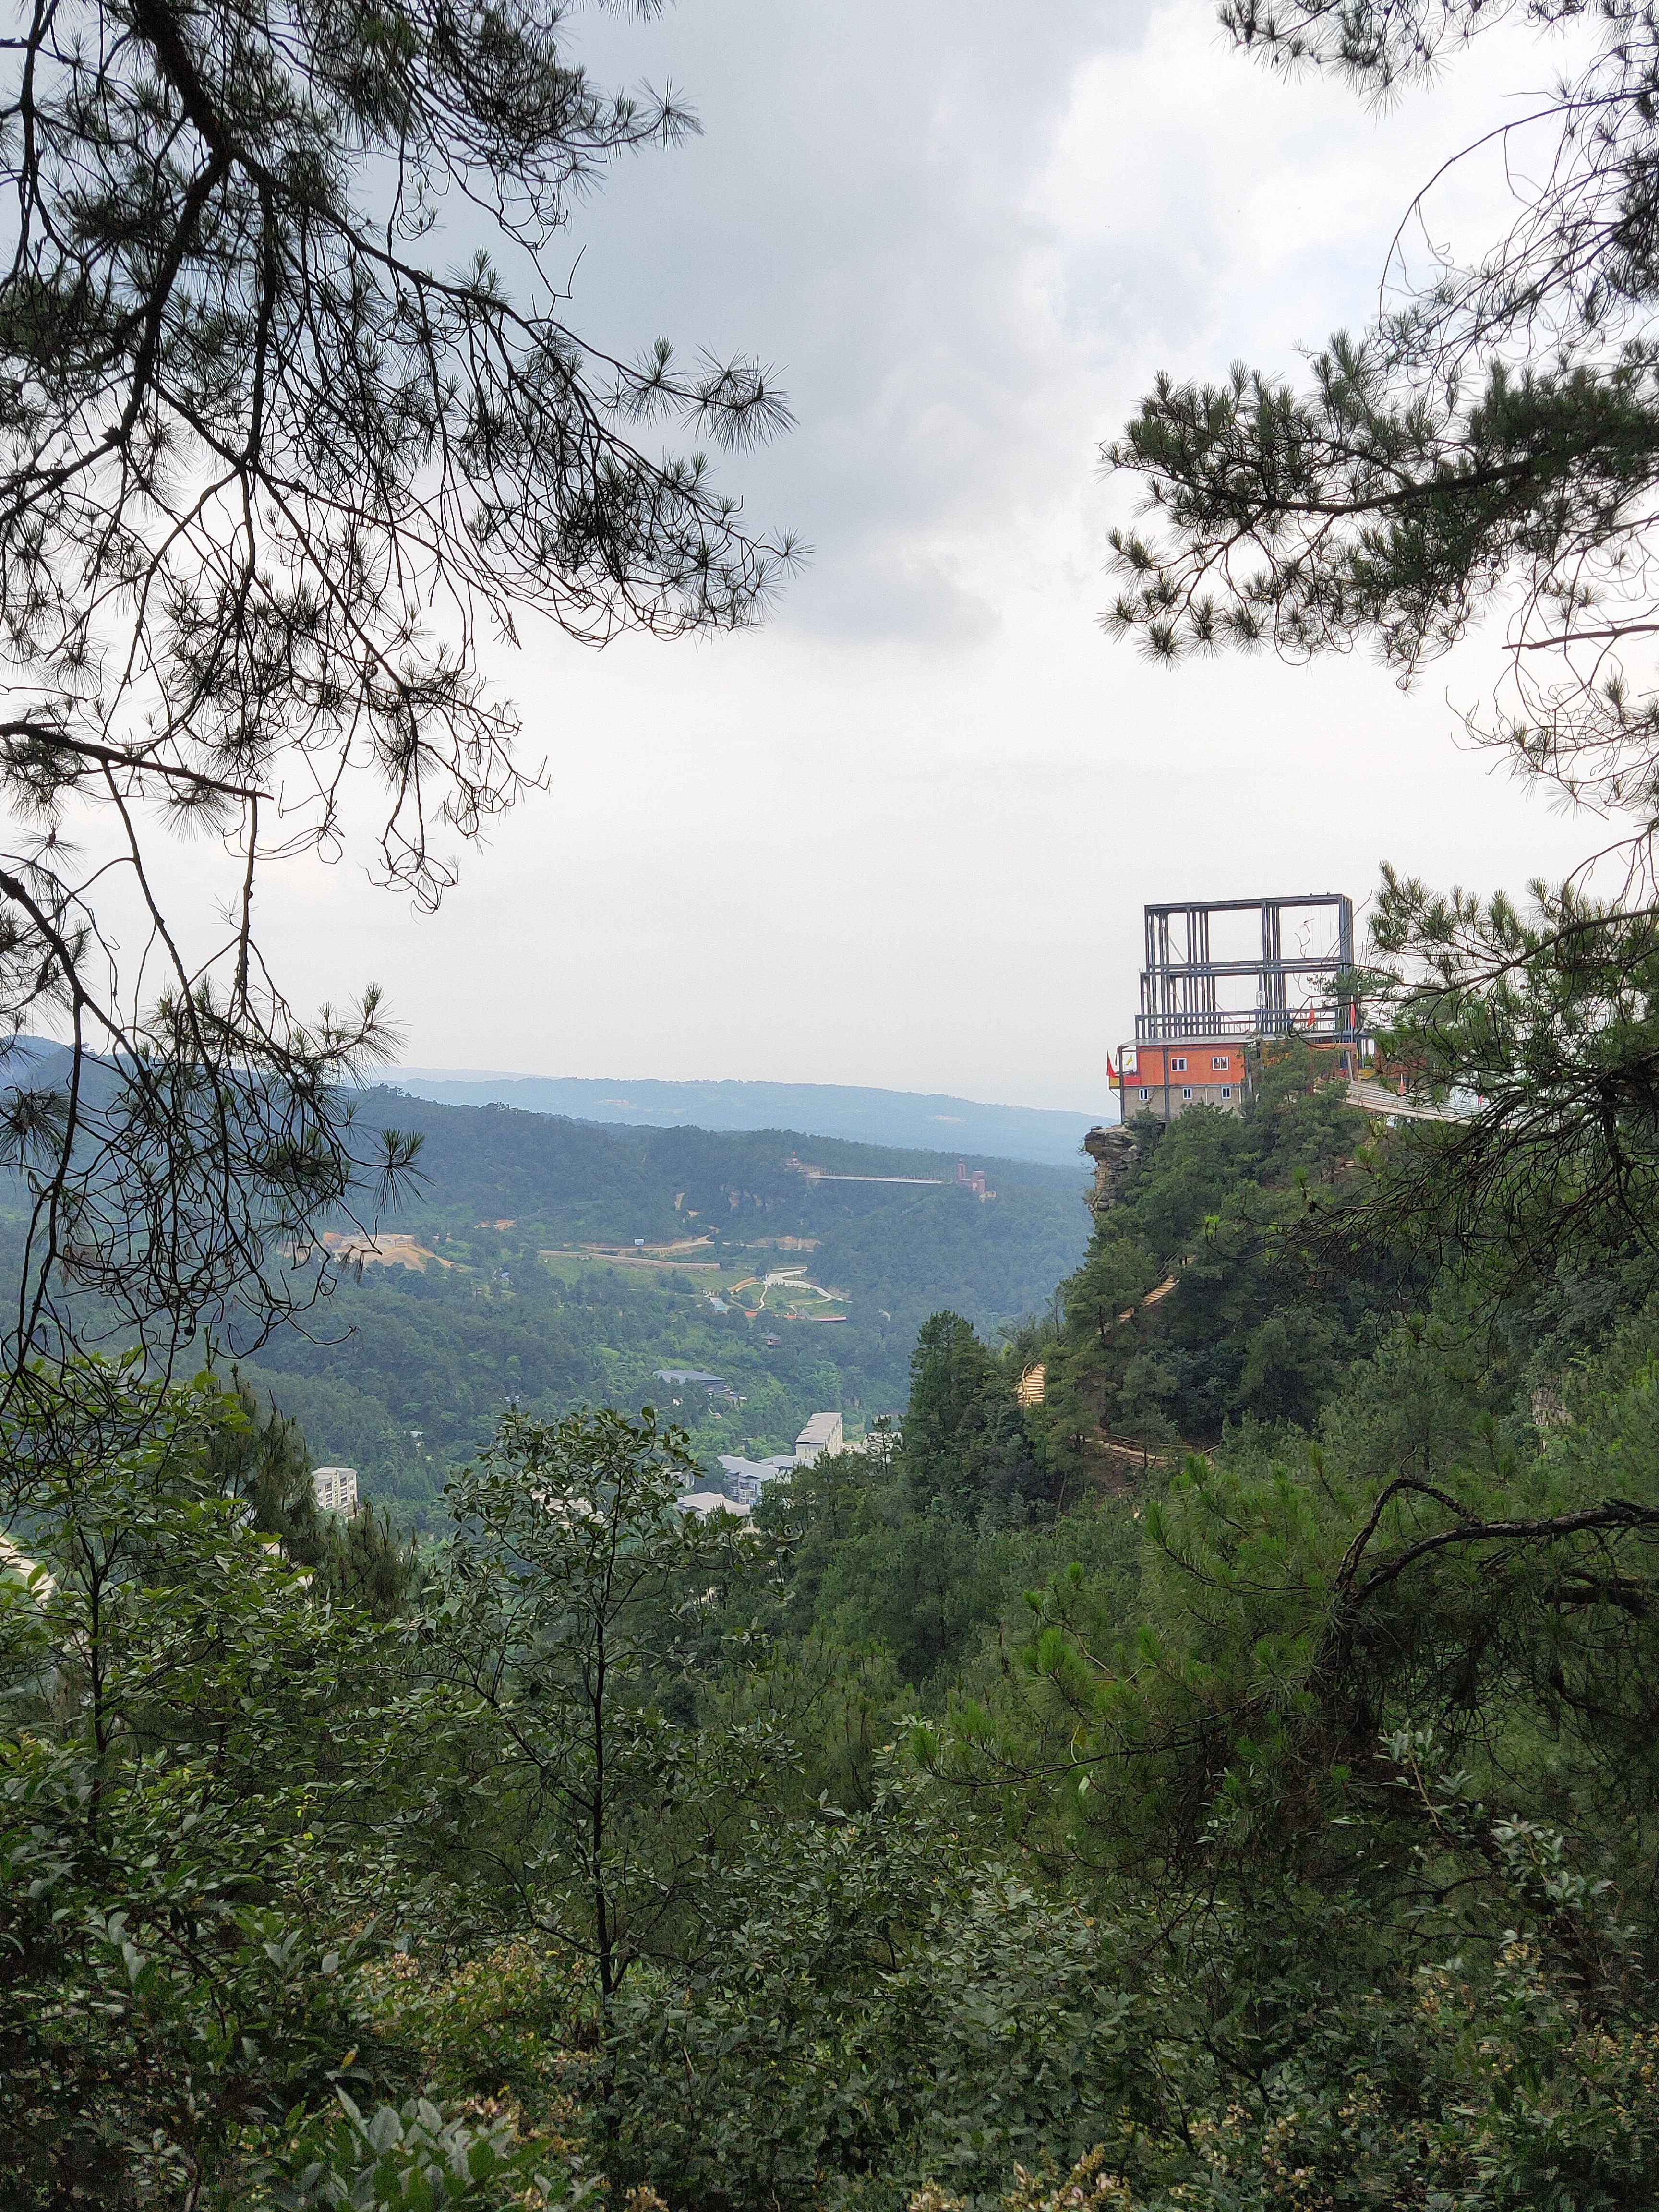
[675,1490,753,1521]
[794,1412,844,1467]
[719,1453,798,1507]
[312,1466,359,1516]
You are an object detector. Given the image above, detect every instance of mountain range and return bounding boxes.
[385,1070,1110,1167]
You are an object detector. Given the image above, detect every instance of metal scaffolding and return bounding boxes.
[1135,893,1362,1045]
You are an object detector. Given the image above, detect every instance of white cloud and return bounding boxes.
[187,2,1615,1108]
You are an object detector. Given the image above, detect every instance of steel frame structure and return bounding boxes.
[1135,893,1361,1045]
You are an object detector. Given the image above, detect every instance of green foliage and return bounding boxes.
[251,2092,586,2212]
[232,1099,1092,1521]
[898,1311,1047,1514]
[1102,0,1659,808]
[0,0,793,1375]
[923,1914,1659,2210]
[19,6,1659,2198]
[608,1756,1659,2212]
[940,1301,1659,1922]
[605,1785,1161,2212]
[361,1940,590,2124]
[16,1045,1659,2209]
[422,1407,788,1994]
[1352,871,1659,1291]
[204,1367,416,1615]
[0,1363,408,2204]
[759,1397,1141,1696]
[1024,1059,1411,1464]
[206,1369,329,1560]
[352,1097,1089,1322]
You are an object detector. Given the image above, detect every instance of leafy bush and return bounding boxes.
[250,2093,588,2212]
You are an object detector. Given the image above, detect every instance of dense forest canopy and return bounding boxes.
[217,1098,1092,1515]
[13,1043,1659,2205]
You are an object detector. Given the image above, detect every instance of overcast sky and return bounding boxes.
[256,0,1598,1113]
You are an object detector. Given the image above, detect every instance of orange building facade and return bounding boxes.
[1111,1036,1362,1121]
[1112,894,1369,1125]
[1113,1041,1247,1120]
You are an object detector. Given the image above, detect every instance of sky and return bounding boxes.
[247,0,1601,1114]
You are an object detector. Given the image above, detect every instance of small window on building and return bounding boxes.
[1181,1086,1193,1100]
[1138,1087,1149,1101]
[1221,1085,1233,1100]
[1212,1056,1228,1070]
[1172,1056,1188,1071]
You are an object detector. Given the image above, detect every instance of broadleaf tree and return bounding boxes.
[423,1406,787,1999]
[0,1361,407,2198]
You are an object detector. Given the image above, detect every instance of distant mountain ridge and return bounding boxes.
[233,1094,1094,1523]
[384,1071,1107,1168]
[0,1042,1110,1169]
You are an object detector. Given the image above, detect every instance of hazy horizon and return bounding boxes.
[388,1065,1108,1118]
[381,1068,1116,1166]
[201,1,1599,1110]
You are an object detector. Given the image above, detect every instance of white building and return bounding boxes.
[675,1491,753,1521]
[793,1412,844,1467]
[719,1453,798,1507]
[312,1466,359,1516]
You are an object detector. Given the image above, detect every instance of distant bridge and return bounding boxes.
[802,1172,943,1185]
[783,1151,943,1187]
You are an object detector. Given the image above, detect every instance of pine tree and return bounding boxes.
[205,1369,415,1611]
[0,0,793,1389]
[1104,0,1659,856]
[1101,0,1659,1267]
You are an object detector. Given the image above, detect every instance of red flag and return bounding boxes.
[1106,1055,1118,1084]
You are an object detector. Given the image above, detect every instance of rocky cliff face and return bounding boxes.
[1082,1124,1139,1214]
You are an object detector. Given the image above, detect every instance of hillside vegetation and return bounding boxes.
[232,1095,1092,1515]
[16,1033,1659,2208]
[23,0,1659,2196]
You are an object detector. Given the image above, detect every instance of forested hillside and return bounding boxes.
[232,1093,1092,1516]
[20,1030,1659,2208]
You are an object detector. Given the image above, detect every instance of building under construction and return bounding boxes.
[1112,892,1368,1123]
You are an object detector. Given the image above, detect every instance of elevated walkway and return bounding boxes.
[1346,1079,1465,1125]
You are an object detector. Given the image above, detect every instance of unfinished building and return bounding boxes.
[1112,892,1367,1123]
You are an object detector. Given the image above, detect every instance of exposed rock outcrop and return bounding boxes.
[1082,1124,1140,1214]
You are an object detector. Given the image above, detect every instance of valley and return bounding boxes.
[234,1090,1094,1520]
